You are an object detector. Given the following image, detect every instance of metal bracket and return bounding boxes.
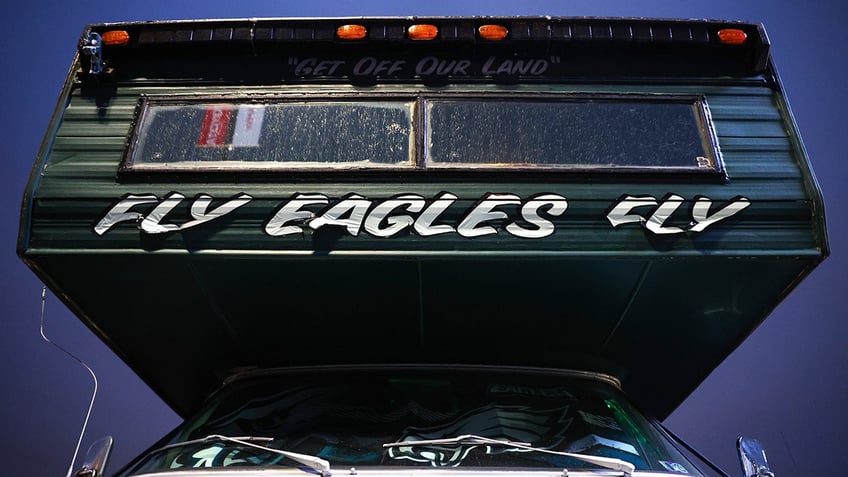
[82,32,104,75]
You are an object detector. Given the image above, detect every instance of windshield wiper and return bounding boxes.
[383,434,635,476]
[149,434,332,476]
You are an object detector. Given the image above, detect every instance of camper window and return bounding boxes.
[125,99,416,170]
[121,94,721,175]
[426,98,719,172]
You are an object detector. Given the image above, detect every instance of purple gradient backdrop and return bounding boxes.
[2,1,845,475]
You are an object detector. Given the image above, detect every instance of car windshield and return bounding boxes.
[123,367,698,475]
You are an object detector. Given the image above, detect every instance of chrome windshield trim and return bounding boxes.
[131,469,693,477]
[221,364,623,390]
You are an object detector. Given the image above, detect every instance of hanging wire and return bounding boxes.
[39,286,99,477]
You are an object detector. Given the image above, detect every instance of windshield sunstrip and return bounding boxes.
[122,93,722,175]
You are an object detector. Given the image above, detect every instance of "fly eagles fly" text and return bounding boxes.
[94,191,750,239]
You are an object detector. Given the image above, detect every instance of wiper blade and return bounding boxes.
[383,434,532,448]
[383,434,635,476]
[151,434,332,476]
[153,434,274,453]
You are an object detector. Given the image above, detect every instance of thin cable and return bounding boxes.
[39,286,99,477]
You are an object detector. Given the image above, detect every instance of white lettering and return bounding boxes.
[140,192,185,234]
[364,195,426,237]
[645,194,686,235]
[94,194,159,235]
[94,191,750,240]
[607,194,749,235]
[457,193,522,238]
[265,194,329,236]
[606,194,685,235]
[506,194,568,239]
[96,193,252,235]
[183,194,252,231]
[606,195,658,228]
[413,192,458,236]
[309,194,372,236]
[688,196,751,232]
[204,109,228,146]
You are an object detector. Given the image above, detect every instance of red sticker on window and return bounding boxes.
[197,107,232,147]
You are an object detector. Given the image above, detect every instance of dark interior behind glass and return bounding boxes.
[124,368,698,475]
[123,95,719,175]
[427,99,716,170]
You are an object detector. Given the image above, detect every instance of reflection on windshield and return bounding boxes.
[124,369,697,475]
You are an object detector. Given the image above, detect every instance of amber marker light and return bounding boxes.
[717,28,747,45]
[337,24,367,40]
[408,24,439,40]
[478,24,508,40]
[101,30,130,46]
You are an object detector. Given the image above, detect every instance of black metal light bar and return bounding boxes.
[81,17,769,81]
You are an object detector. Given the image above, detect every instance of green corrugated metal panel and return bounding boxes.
[50,135,125,152]
[717,136,792,152]
[27,80,821,259]
[714,120,787,138]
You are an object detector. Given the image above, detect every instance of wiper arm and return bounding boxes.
[383,434,635,476]
[151,434,332,476]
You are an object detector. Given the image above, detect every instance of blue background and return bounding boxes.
[2,1,845,475]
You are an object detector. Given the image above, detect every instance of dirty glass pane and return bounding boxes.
[128,100,414,169]
[426,98,718,171]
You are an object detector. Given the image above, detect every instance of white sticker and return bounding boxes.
[567,434,639,456]
[232,105,265,147]
[660,461,689,473]
[578,410,622,431]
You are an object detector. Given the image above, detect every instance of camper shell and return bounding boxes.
[18,17,827,476]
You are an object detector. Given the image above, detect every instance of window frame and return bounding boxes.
[422,93,723,175]
[120,93,420,173]
[119,92,724,179]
